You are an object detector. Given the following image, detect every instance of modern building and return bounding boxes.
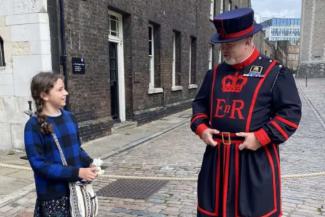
[298,0,325,77]
[261,18,301,44]
[0,0,251,150]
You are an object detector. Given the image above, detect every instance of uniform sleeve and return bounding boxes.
[254,67,302,146]
[71,114,93,167]
[24,120,80,181]
[191,69,213,137]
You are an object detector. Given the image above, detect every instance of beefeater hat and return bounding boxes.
[210,8,263,43]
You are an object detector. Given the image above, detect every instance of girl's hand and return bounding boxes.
[78,167,97,181]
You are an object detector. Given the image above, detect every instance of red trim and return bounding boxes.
[197,206,218,216]
[246,61,277,132]
[191,114,209,123]
[221,25,254,39]
[216,132,238,137]
[215,144,221,215]
[222,145,230,217]
[232,48,260,70]
[195,124,209,137]
[254,128,271,146]
[210,65,218,124]
[270,120,289,140]
[235,145,239,217]
[214,138,243,144]
[197,143,222,217]
[275,116,298,129]
[264,146,278,217]
[273,144,282,214]
[261,209,277,217]
[196,66,221,217]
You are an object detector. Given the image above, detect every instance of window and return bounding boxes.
[228,0,232,11]
[218,50,222,64]
[189,37,197,88]
[172,31,182,90]
[220,0,224,13]
[0,37,5,66]
[210,0,215,19]
[149,25,154,88]
[208,44,214,69]
[148,24,163,94]
[109,14,119,38]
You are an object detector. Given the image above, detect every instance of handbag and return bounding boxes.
[52,133,99,217]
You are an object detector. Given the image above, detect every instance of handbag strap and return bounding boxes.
[51,133,68,166]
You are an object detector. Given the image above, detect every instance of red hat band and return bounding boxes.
[219,25,254,40]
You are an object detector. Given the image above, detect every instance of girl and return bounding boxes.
[24,72,97,217]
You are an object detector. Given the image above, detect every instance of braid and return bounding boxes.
[35,99,53,134]
[30,72,64,134]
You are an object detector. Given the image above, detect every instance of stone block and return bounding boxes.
[10,23,50,42]
[5,13,48,26]
[0,123,12,150]
[12,54,52,97]
[30,40,51,55]
[11,123,25,150]
[11,41,31,56]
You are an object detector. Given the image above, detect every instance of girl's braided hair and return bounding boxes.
[30,72,64,134]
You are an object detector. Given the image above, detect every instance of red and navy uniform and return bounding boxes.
[191,48,301,217]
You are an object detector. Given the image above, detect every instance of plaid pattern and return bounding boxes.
[24,109,93,200]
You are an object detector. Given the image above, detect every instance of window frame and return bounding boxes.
[189,36,198,89]
[148,24,163,94]
[172,30,183,91]
[208,44,214,69]
[210,0,215,20]
[0,36,5,67]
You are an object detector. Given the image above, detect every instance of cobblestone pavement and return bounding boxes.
[0,78,324,217]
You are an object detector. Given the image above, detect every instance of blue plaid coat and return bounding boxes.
[24,109,93,200]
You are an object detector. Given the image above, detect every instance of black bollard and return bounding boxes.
[28,100,32,113]
[24,100,33,117]
[305,74,308,87]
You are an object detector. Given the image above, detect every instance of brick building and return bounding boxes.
[0,0,250,149]
[54,0,250,141]
[298,0,325,77]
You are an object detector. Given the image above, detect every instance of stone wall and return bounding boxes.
[0,0,52,149]
[299,0,325,77]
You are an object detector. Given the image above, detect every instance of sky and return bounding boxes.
[251,0,302,19]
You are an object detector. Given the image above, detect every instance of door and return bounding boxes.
[109,42,119,121]
[108,10,126,122]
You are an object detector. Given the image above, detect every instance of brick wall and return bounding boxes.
[50,0,251,141]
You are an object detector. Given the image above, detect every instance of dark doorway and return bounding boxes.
[109,42,120,121]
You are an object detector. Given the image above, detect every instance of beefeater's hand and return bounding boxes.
[236,132,262,151]
[201,128,220,147]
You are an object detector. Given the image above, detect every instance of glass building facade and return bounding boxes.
[261,18,301,44]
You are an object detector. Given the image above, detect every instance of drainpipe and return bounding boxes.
[59,0,69,107]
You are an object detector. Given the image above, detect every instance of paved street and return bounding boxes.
[0,78,324,217]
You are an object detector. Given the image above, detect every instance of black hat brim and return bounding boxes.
[210,23,263,44]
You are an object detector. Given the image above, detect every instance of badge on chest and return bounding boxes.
[244,65,264,77]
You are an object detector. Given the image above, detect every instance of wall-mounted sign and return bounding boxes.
[72,57,85,74]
